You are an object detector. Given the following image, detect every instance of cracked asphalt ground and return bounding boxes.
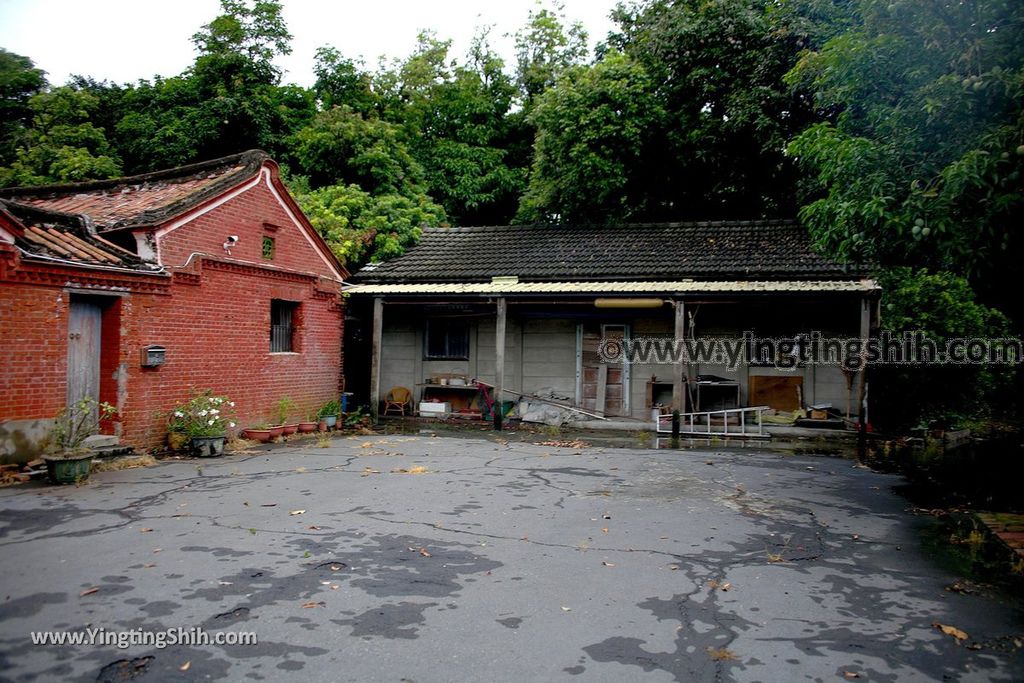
[1,434,1022,682]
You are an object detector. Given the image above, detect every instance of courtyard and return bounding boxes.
[0,434,1021,681]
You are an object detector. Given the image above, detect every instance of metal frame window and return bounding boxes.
[262,236,275,260]
[270,300,298,353]
[424,319,469,360]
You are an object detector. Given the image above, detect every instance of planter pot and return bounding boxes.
[44,453,93,485]
[167,431,189,451]
[323,415,338,429]
[318,420,328,432]
[242,429,273,443]
[268,425,285,439]
[281,424,299,436]
[191,436,226,457]
[297,422,317,433]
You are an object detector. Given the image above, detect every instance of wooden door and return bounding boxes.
[580,323,630,417]
[67,299,102,425]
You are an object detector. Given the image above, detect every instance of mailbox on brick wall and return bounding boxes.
[141,345,166,367]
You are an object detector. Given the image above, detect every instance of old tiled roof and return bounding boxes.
[351,221,863,284]
[0,200,163,272]
[0,150,267,233]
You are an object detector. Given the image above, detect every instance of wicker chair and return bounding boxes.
[383,387,413,416]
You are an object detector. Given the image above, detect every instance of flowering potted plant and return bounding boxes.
[45,396,118,484]
[168,390,236,457]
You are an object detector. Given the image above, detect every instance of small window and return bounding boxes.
[425,320,469,360]
[262,236,275,260]
[270,300,298,352]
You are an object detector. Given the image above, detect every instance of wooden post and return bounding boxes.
[672,300,686,412]
[369,297,383,423]
[494,298,507,430]
[856,296,871,458]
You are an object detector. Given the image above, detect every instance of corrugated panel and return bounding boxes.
[345,279,880,295]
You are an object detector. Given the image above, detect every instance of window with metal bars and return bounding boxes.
[262,236,275,260]
[270,300,298,352]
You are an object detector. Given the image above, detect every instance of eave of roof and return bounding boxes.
[0,198,165,274]
[345,279,880,296]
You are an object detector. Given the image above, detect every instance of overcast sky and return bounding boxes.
[0,0,620,87]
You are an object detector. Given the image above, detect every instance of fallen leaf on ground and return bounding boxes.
[260,503,277,508]
[706,647,739,661]
[668,564,680,571]
[79,587,99,597]
[560,606,572,611]
[308,525,322,530]
[417,547,432,557]
[602,561,615,567]
[301,601,324,609]
[842,671,859,678]
[934,623,968,642]
[140,527,153,533]
[179,662,191,672]
[361,468,380,476]
[329,565,342,571]
[143,563,156,569]
[359,442,374,448]
[289,510,306,516]
[538,439,590,449]
[295,467,307,473]
[392,466,429,474]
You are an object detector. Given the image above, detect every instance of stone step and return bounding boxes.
[82,434,119,449]
[92,445,135,459]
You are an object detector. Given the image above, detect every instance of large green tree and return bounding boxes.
[0,49,47,166]
[786,0,1024,316]
[0,86,122,186]
[517,51,663,223]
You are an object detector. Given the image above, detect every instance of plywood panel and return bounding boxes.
[749,376,803,412]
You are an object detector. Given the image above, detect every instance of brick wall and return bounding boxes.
[157,171,341,281]
[0,281,69,422]
[119,262,344,449]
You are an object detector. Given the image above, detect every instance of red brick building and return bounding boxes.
[0,151,347,461]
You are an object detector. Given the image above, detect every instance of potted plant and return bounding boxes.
[298,411,318,433]
[242,424,274,443]
[275,396,298,435]
[169,390,236,457]
[45,397,117,484]
[318,399,340,430]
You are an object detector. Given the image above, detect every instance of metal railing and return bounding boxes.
[656,405,770,438]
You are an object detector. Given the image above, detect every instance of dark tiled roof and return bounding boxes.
[0,150,267,233]
[351,221,861,283]
[0,200,162,272]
